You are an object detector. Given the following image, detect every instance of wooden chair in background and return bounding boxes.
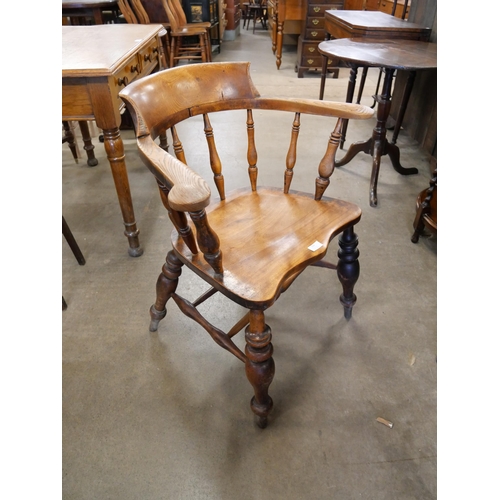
[160,0,212,67]
[118,0,169,68]
[411,167,437,243]
[119,62,374,427]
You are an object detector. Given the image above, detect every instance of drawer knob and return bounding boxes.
[311,31,318,37]
[308,47,315,53]
[312,19,319,25]
[144,53,152,62]
[117,76,129,87]
[313,6,320,12]
[307,59,314,65]
[152,46,159,53]
[130,64,139,73]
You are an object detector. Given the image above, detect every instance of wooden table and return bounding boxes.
[62,24,163,256]
[62,0,119,24]
[318,38,437,207]
[319,10,431,100]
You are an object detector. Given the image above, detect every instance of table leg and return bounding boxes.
[340,64,359,149]
[78,121,98,167]
[276,22,283,69]
[92,7,104,24]
[102,127,143,257]
[336,68,418,207]
[391,70,416,145]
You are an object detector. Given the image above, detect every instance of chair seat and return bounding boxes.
[172,187,361,308]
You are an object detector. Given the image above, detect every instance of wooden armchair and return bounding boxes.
[119,62,374,427]
[411,168,437,243]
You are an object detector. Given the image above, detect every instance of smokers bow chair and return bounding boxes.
[119,62,373,427]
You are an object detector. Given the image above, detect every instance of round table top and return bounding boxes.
[318,38,437,71]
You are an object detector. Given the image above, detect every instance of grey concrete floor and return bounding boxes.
[62,26,437,499]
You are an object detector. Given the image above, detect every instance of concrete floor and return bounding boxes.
[62,26,437,499]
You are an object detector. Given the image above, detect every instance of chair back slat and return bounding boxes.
[203,114,225,200]
[246,110,258,191]
[170,125,187,164]
[284,112,301,194]
[314,119,343,200]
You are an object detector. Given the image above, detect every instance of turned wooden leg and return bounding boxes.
[337,226,360,320]
[102,127,143,257]
[149,250,184,332]
[245,310,275,428]
[62,121,79,163]
[340,64,359,149]
[78,120,98,167]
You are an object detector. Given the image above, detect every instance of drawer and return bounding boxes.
[307,4,338,16]
[298,55,337,67]
[305,28,326,40]
[301,42,321,57]
[306,17,325,29]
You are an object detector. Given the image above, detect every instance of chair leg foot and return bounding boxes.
[337,226,360,319]
[245,310,275,427]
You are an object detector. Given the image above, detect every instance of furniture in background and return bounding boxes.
[161,0,212,66]
[63,121,99,166]
[319,10,431,151]
[267,0,305,69]
[62,216,86,310]
[296,0,343,78]
[411,167,436,243]
[245,0,268,33]
[182,0,223,51]
[119,61,373,427]
[318,38,436,207]
[62,0,120,24]
[117,0,169,69]
[62,24,164,257]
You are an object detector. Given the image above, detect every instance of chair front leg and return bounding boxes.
[337,226,360,320]
[245,310,275,428]
[149,250,184,332]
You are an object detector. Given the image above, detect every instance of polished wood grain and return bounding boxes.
[411,167,436,243]
[62,24,163,256]
[119,61,373,426]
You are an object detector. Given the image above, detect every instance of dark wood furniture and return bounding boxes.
[296,0,343,78]
[411,167,436,243]
[62,24,164,256]
[119,61,373,427]
[319,10,431,100]
[182,0,222,50]
[62,216,86,310]
[245,0,268,33]
[62,0,120,24]
[318,38,436,207]
[267,0,305,69]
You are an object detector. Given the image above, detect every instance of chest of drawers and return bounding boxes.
[295,0,343,78]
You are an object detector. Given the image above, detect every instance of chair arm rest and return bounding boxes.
[255,98,374,121]
[137,136,211,212]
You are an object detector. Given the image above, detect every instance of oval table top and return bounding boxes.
[318,38,437,71]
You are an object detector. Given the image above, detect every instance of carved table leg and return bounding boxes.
[391,70,416,145]
[337,68,417,207]
[62,121,79,163]
[78,120,98,167]
[276,22,283,69]
[102,127,143,257]
[245,310,275,428]
[337,226,359,320]
[340,64,359,149]
[149,250,183,332]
